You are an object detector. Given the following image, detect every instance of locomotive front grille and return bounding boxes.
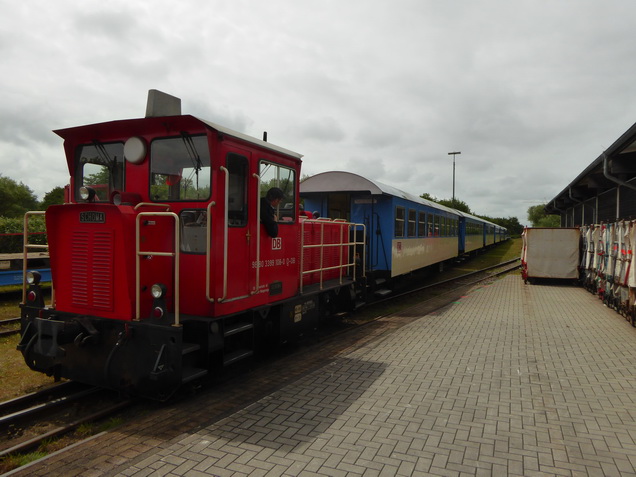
[71,229,114,311]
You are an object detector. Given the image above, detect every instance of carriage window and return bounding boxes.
[259,161,296,221]
[227,154,248,227]
[395,206,405,237]
[434,215,441,236]
[408,209,416,237]
[418,211,426,237]
[180,209,207,253]
[150,134,211,201]
[76,142,124,201]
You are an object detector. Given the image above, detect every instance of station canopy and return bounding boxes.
[546,122,636,214]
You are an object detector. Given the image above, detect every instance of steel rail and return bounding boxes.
[0,382,79,416]
[339,259,521,328]
[0,386,101,429]
[0,317,20,337]
[0,317,20,326]
[0,399,134,459]
[375,257,520,305]
[0,328,19,338]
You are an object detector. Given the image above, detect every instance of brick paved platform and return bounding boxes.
[9,274,636,476]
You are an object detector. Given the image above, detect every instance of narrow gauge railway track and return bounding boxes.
[383,257,520,304]
[340,258,520,328]
[0,382,134,459]
[0,317,20,338]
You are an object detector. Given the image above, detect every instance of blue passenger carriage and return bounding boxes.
[300,171,462,282]
[458,212,488,254]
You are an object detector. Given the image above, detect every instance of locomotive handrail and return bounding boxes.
[339,223,345,282]
[133,202,171,211]
[253,172,261,295]
[218,166,229,302]
[135,211,180,327]
[300,219,366,293]
[205,200,216,304]
[21,211,53,306]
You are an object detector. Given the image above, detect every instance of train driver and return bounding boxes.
[260,187,284,237]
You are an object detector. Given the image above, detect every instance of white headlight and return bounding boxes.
[26,270,41,285]
[79,186,96,201]
[151,283,166,299]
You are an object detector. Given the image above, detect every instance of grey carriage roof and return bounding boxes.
[301,171,500,227]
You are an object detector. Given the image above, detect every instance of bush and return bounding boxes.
[0,216,47,253]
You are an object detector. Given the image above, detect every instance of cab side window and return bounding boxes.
[180,209,207,253]
[227,153,248,227]
[259,161,296,222]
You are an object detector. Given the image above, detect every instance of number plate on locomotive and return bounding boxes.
[79,211,105,223]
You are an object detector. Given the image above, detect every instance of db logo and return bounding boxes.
[272,237,282,250]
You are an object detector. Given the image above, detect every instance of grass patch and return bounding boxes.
[0,451,49,473]
[0,289,56,401]
[0,295,20,320]
[0,333,56,401]
[0,416,126,473]
[75,417,124,438]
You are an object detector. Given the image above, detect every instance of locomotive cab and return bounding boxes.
[18,90,364,399]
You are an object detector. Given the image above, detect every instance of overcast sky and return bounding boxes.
[2,0,635,225]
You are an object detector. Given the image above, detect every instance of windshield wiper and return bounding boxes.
[92,140,115,167]
[181,133,203,190]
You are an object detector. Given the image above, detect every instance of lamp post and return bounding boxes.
[448,151,461,206]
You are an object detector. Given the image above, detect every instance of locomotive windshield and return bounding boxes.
[76,141,125,201]
[150,134,211,201]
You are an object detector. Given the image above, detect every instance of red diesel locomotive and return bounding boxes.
[18,90,365,400]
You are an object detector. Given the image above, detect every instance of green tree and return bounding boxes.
[0,175,39,218]
[420,192,438,202]
[84,166,110,186]
[480,215,524,236]
[40,186,66,209]
[420,193,472,214]
[436,198,471,214]
[527,204,560,227]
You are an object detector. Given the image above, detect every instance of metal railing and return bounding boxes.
[21,211,51,305]
[300,218,366,292]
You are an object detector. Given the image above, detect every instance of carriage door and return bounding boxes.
[221,151,254,301]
